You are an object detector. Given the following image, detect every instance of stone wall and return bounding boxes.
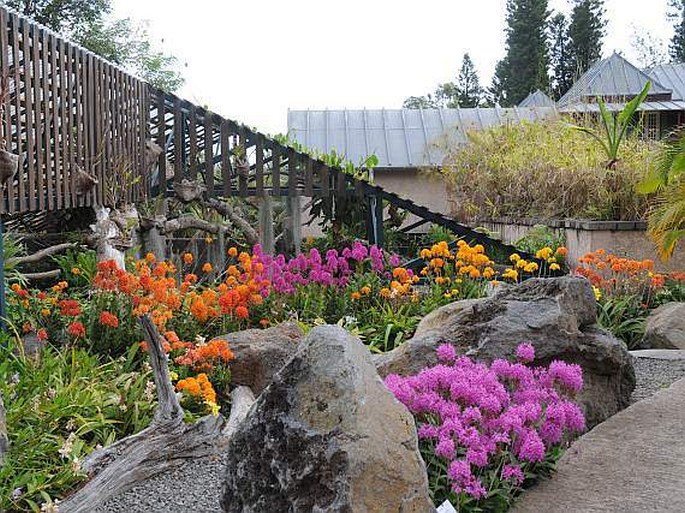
[477,218,685,272]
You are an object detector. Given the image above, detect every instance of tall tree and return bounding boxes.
[455,53,484,107]
[567,0,606,76]
[491,0,551,106]
[548,12,574,99]
[631,28,668,69]
[668,0,685,62]
[403,53,484,108]
[0,0,184,91]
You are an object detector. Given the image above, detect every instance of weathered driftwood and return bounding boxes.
[60,316,254,513]
[6,242,77,267]
[23,269,62,281]
[203,197,259,245]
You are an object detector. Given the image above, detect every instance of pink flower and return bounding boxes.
[516,343,535,363]
[436,343,457,363]
[501,464,524,484]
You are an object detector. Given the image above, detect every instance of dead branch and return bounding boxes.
[6,243,77,266]
[163,216,224,235]
[202,198,259,245]
[59,316,255,513]
[23,269,61,281]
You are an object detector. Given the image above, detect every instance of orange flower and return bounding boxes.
[67,321,86,338]
[183,253,194,265]
[37,328,48,341]
[99,311,119,328]
[228,247,238,257]
[235,305,249,319]
[351,291,361,300]
[202,262,213,273]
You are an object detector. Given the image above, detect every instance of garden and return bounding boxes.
[1,222,683,512]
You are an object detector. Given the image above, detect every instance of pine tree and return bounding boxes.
[491,0,550,106]
[403,53,484,108]
[668,0,685,62]
[549,13,574,99]
[455,53,484,107]
[568,0,606,76]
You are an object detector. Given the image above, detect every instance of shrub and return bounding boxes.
[385,343,585,511]
[442,118,656,221]
[0,340,155,512]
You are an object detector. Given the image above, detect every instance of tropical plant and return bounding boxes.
[637,130,685,259]
[570,81,651,168]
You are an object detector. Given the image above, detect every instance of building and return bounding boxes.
[287,107,555,217]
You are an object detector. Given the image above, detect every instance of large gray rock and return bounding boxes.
[375,277,635,428]
[642,302,685,350]
[214,323,303,394]
[221,325,433,513]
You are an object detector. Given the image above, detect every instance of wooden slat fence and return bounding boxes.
[0,7,148,214]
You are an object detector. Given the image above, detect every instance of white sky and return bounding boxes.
[112,0,672,135]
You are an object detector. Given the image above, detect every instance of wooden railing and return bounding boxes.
[0,6,148,214]
[0,6,545,268]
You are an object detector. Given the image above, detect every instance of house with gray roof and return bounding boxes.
[559,52,685,138]
[288,106,555,217]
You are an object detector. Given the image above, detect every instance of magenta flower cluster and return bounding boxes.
[250,242,404,294]
[384,343,585,500]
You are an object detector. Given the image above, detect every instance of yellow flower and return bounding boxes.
[535,247,553,260]
[71,267,81,276]
[360,286,371,295]
[550,263,561,271]
[169,371,179,381]
[443,292,452,299]
[516,259,528,269]
[41,308,51,317]
[592,286,602,301]
[510,253,521,263]
[207,401,221,416]
[523,262,539,273]
[502,268,518,281]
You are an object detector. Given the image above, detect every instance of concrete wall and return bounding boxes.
[300,167,449,240]
[479,218,685,273]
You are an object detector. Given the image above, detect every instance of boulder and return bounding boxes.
[374,277,634,428]
[214,323,303,394]
[642,302,685,350]
[221,325,433,513]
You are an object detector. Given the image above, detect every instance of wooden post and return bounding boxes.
[286,195,302,256]
[367,195,384,248]
[0,217,5,331]
[259,194,274,255]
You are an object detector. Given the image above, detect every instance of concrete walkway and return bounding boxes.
[514,377,685,513]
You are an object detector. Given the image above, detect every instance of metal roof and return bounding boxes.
[647,63,685,101]
[519,89,556,108]
[558,52,672,107]
[287,108,557,168]
[559,100,685,113]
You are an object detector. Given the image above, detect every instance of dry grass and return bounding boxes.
[439,118,658,222]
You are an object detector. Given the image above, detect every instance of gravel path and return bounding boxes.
[631,355,685,403]
[97,356,685,513]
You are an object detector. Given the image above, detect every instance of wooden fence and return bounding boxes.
[0,7,148,214]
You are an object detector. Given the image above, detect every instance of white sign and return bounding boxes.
[436,499,458,513]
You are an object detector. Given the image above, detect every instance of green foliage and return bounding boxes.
[596,295,648,349]
[514,225,565,255]
[668,0,685,62]
[570,81,651,166]
[638,130,685,259]
[52,249,98,288]
[0,339,155,511]
[567,0,606,77]
[549,12,574,99]
[492,0,551,106]
[443,118,656,221]
[0,0,184,92]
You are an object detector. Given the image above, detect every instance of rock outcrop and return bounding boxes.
[221,325,433,513]
[374,277,635,428]
[642,302,685,350]
[214,322,303,394]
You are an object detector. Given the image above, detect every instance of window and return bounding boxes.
[643,112,660,140]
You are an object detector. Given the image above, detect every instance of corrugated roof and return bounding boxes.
[647,63,685,101]
[287,108,557,168]
[559,100,685,113]
[519,89,556,108]
[558,52,672,107]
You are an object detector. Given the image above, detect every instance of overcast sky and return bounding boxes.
[113,0,672,135]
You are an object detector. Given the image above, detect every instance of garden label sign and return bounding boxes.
[437,499,458,513]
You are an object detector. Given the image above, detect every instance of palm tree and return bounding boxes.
[638,132,685,259]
